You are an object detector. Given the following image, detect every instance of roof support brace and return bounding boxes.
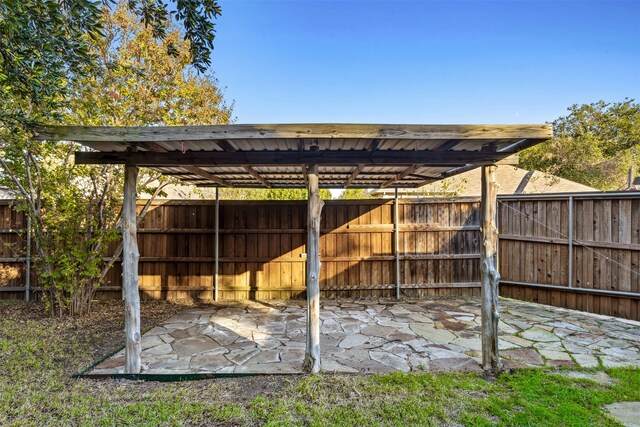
[380,165,419,189]
[215,140,272,188]
[342,139,380,188]
[133,141,232,187]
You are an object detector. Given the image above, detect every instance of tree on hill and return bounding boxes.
[520,99,640,190]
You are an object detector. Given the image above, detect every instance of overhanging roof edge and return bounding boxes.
[32,123,552,142]
[30,123,552,189]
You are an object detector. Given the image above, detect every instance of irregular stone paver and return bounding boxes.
[226,348,260,365]
[501,348,545,367]
[148,357,190,371]
[430,357,482,372]
[145,343,174,356]
[410,323,456,344]
[538,349,573,361]
[572,353,600,368]
[141,335,165,350]
[174,336,220,357]
[190,354,229,371]
[90,298,640,375]
[557,370,615,385]
[604,402,640,427]
[521,327,560,342]
[361,324,398,338]
[321,358,360,373]
[601,356,640,368]
[370,351,410,372]
[408,354,431,371]
[248,350,281,364]
[338,333,369,349]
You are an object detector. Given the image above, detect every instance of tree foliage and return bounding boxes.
[520,100,640,190]
[67,2,231,127]
[0,0,101,126]
[0,0,221,127]
[0,3,231,315]
[338,188,376,199]
[219,188,332,201]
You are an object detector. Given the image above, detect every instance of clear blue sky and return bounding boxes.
[210,0,640,124]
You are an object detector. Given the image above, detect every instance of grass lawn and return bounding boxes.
[0,299,638,426]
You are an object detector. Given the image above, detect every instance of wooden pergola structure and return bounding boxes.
[34,123,552,374]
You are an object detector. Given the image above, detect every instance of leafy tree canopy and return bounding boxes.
[67,2,231,127]
[520,99,640,190]
[0,0,221,127]
[0,3,231,315]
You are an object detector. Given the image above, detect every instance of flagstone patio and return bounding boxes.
[90,298,640,375]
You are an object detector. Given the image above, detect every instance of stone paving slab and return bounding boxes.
[90,298,640,375]
[604,402,640,427]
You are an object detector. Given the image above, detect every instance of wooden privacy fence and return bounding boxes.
[499,192,640,321]
[0,198,482,301]
[101,198,482,300]
[0,202,28,299]
[2,194,640,320]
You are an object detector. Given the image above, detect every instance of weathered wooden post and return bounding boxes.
[214,187,220,301]
[123,164,142,373]
[480,164,501,372]
[304,164,323,373]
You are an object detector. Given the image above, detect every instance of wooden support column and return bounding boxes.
[480,165,501,372]
[214,187,220,301]
[123,164,141,373]
[304,164,323,373]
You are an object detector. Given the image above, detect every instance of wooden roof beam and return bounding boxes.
[34,124,553,142]
[244,167,272,188]
[182,166,232,187]
[75,150,512,166]
[215,139,272,188]
[159,171,404,179]
[342,139,380,189]
[409,172,436,180]
[344,164,365,188]
[379,165,420,189]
